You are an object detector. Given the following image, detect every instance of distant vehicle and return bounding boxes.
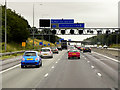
[68,50,80,59]
[40,47,53,58]
[51,47,59,54]
[98,45,102,49]
[103,45,108,49]
[21,51,42,68]
[76,45,81,50]
[83,47,91,53]
[67,46,76,52]
[61,40,67,49]
[57,46,62,51]
[80,47,85,51]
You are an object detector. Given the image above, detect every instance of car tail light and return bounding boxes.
[22,58,25,61]
[35,62,37,64]
[35,58,38,60]
[56,49,58,51]
[50,51,51,53]
[68,52,72,55]
[77,52,80,54]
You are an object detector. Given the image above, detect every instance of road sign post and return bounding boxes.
[39,42,43,50]
[22,42,26,50]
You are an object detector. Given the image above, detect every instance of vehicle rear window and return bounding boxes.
[24,52,36,56]
[51,47,57,49]
[42,49,50,52]
[69,47,75,49]
[85,47,89,49]
[69,50,79,52]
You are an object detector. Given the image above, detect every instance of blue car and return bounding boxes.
[21,51,42,68]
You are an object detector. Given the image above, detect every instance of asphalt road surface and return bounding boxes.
[2,50,119,89]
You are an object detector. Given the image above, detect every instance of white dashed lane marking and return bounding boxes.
[97,73,102,77]
[44,73,49,77]
[51,66,54,69]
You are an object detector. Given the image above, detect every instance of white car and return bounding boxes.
[103,45,108,49]
[98,45,103,49]
[40,47,53,58]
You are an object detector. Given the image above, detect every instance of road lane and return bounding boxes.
[2,50,66,88]
[81,51,118,88]
[37,51,109,88]
[2,50,118,89]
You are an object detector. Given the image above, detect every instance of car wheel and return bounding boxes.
[36,65,40,68]
[78,57,80,59]
[51,56,53,58]
[68,57,70,59]
[57,52,59,54]
[40,62,42,67]
[21,65,24,68]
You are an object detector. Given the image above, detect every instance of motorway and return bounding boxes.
[1,49,119,89]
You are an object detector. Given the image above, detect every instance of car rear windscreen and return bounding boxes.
[69,50,79,52]
[42,49,50,52]
[24,52,36,56]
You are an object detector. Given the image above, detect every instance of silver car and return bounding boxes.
[40,47,53,58]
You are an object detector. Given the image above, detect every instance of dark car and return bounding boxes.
[83,47,91,53]
[80,47,85,51]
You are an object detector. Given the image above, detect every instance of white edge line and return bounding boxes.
[0,64,21,74]
[92,51,120,63]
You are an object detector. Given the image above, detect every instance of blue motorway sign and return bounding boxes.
[39,42,43,45]
[48,43,50,46]
[59,39,64,41]
[59,23,84,28]
[52,25,57,28]
[51,19,74,24]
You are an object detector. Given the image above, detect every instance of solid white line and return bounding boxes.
[51,66,54,69]
[56,62,58,63]
[0,64,20,74]
[92,51,120,63]
[44,73,48,77]
[97,73,102,77]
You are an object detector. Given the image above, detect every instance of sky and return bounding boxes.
[0,0,119,41]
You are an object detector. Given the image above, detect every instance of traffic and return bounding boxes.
[20,44,92,68]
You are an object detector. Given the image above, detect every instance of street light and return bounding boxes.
[5,0,7,51]
[32,3,35,49]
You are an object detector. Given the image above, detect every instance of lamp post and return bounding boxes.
[5,0,7,51]
[33,3,35,49]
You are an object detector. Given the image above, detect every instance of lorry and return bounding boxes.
[61,40,67,49]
